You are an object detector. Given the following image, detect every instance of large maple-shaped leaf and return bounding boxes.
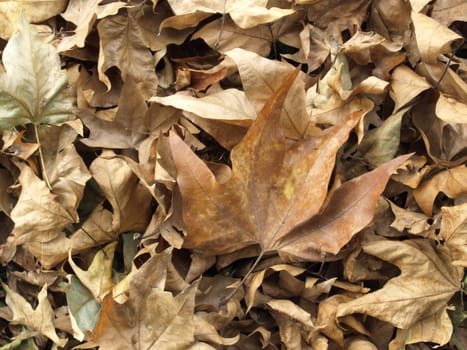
[170,70,411,261]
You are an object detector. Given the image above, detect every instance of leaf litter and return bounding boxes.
[0,1,465,349]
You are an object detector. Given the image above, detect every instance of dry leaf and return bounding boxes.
[166,0,294,29]
[413,165,467,216]
[0,0,67,39]
[68,242,117,302]
[439,203,467,269]
[151,88,256,122]
[11,162,77,246]
[97,8,158,98]
[58,0,126,51]
[93,251,198,350]
[0,15,75,129]
[171,70,411,261]
[337,239,460,339]
[411,11,463,64]
[3,283,67,347]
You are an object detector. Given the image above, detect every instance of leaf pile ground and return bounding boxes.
[0,1,466,349]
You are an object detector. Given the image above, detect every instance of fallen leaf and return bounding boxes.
[225,48,319,139]
[413,165,467,216]
[58,0,126,51]
[65,275,102,341]
[436,93,467,124]
[192,17,272,56]
[170,70,411,261]
[412,92,467,166]
[246,264,306,312]
[97,8,158,98]
[151,88,256,122]
[388,201,433,237]
[0,15,75,130]
[431,0,467,26]
[357,107,408,167]
[439,203,467,269]
[11,162,77,246]
[3,283,67,347]
[68,242,117,302]
[80,75,149,149]
[0,0,67,39]
[389,65,431,112]
[89,151,152,232]
[93,251,198,350]
[166,0,294,29]
[411,11,463,64]
[336,239,461,337]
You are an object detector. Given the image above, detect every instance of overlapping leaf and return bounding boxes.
[170,70,411,261]
[0,15,74,129]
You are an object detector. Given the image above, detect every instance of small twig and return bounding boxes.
[33,124,52,190]
[220,249,265,306]
[434,51,455,89]
[214,0,227,49]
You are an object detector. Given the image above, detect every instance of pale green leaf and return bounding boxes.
[66,275,102,341]
[0,15,74,130]
[357,107,409,167]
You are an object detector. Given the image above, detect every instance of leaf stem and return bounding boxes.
[220,249,265,306]
[33,124,52,190]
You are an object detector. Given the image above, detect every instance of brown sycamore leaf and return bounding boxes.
[11,162,77,246]
[411,11,463,64]
[93,250,198,350]
[58,0,126,51]
[170,70,411,261]
[97,8,158,99]
[0,0,67,39]
[166,0,294,30]
[439,203,467,269]
[3,283,67,347]
[413,165,467,216]
[336,239,461,344]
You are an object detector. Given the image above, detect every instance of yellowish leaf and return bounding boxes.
[3,283,67,346]
[411,11,463,63]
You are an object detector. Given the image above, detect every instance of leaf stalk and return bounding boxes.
[33,123,52,190]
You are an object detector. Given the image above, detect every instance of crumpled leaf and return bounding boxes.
[170,70,411,261]
[439,203,467,269]
[411,11,463,64]
[3,283,67,347]
[436,94,467,124]
[151,88,256,122]
[166,0,294,29]
[0,15,75,130]
[93,250,198,350]
[68,242,117,302]
[11,162,77,246]
[336,239,460,341]
[89,151,152,233]
[80,75,149,149]
[65,275,102,341]
[97,8,158,98]
[412,92,467,166]
[357,107,408,167]
[413,165,467,216]
[0,0,67,39]
[58,0,127,51]
[389,65,431,112]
